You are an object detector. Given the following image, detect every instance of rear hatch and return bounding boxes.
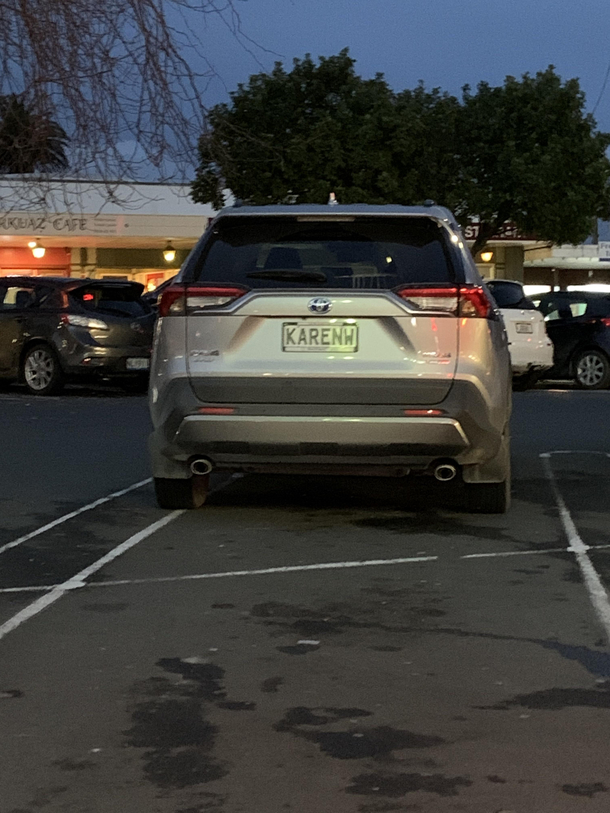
[69,282,155,348]
[181,215,469,406]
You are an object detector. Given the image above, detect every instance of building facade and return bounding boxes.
[0,181,216,291]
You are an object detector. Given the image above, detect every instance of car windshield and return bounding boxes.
[192,216,461,288]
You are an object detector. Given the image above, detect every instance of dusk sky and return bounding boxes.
[197,0,610,133]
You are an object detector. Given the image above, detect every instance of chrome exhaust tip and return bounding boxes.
[434,462,457,482]
[190,457,214,476]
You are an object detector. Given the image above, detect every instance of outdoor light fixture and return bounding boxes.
[480,251,494,263]
[163,241,176,263]
[31,241,45,259]
[27,240,37,249]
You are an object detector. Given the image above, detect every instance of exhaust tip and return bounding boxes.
[190,457,214,476]
[434,462,457,482]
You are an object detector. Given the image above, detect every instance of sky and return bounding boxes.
[195,0,610,133]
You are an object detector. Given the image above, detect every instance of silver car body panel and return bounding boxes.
[149,205,511,484]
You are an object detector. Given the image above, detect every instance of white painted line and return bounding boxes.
[7,542,610,596]
[462,547,572,560]
[539,451,610,458]
[80,556,440,587]
[0,511,182,642]
[0,477,153,556]
[541,453,610,643]
[0,556,438,594]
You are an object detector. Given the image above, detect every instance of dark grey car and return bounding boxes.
[0,277,154,395]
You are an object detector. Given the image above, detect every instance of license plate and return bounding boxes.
[282,322,359,352]
[126,357,150,370]
[515,322,533,334]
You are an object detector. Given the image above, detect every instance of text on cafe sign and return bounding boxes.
[0,213,120,236]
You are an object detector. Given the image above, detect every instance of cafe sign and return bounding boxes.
[0,212,121,236]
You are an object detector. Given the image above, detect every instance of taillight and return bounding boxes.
[60,313,109,330]
[458,285,493,318]
[158,284,249,317]
[601,318,610,327]
[394,285,492,318]
[395,286,458,312]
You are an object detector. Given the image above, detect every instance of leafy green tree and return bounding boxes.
[193,55,610,253]
[193,50,400,209]
[457,68,610,254]
[0,95,68,173]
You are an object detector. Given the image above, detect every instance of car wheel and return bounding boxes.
[154,475,209,509]
[463,478,511,513]
[22,344,64,396]
[574,349,610,390]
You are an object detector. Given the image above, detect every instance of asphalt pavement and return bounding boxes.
[1,384,610,813]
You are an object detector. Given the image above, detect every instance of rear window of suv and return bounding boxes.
[191,216,460,289]
[70,284,150,318]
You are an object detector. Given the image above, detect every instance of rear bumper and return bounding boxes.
[149,376,509,482]
[61,343,151,377]
[509,342,553,375]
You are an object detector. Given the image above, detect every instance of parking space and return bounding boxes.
[2,390,610,812]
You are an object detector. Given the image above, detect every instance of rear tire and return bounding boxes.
[574,349,610,390]
[154,474,209,509]
[22,343,64,396]
[463,477,511,514]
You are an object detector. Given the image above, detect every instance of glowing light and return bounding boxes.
[163,241,176,262]
[480,251,494,263]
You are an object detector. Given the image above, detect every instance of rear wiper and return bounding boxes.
[246,270,328,284]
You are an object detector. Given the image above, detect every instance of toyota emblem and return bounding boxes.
[308,297,333,315]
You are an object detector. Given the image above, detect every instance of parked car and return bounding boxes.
[149,203,512,512]
[531,290,610,389]
[0,277,154,395]
[486,279,553,390]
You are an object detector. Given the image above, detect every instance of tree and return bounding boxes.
[0,95,68,174]
[457,68,610,254]
[0,0,251,202]
[192,50,400,209]
[193,56,610,253]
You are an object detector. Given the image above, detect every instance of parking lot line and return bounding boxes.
[542,451,610,644]
[0,511,183,642]
[0,477,153,556]
[5,543,610,597]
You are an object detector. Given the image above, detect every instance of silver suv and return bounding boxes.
[149,204,511,512]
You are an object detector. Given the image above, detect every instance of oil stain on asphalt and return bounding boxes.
[124,657,257,789]
[273,706,444,760]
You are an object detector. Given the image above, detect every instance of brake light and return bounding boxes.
[158,284,249,317]
[458,285,492,318]
[394,285,492,318]
[601,318,610,327]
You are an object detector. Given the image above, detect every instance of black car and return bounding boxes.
[0,277,155,395]
[533,290,610,389]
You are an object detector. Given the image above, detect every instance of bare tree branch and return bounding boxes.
[0,0,257,208]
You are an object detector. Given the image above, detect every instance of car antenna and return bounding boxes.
[327,192,339,206]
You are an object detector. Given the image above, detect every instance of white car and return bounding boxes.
[487,280,553,389]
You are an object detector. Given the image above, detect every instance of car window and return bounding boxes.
[192,216,460,288]
[30,286,65,309]
[70,284,150,318]
[569,301,587,317]
[0,284,36,310]
[487,281,535,310]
